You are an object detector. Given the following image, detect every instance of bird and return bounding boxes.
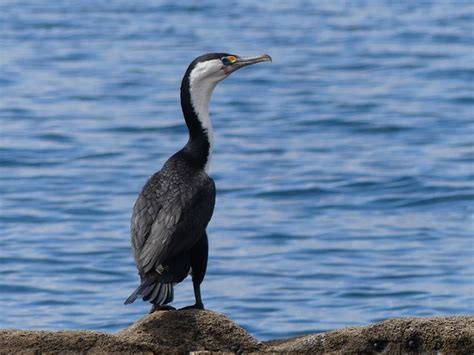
[124,52,272,312]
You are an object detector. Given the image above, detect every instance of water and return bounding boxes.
[1,0,473,340]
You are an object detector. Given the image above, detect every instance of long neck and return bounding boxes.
[180,74,216,172]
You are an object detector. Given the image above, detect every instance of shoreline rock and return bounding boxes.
[0,311,472,354]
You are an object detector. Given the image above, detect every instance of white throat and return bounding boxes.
[188,69,219,173]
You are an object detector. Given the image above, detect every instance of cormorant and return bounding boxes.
[125,53,272,312]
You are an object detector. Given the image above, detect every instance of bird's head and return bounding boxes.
[180,52,271,155]
[184,52,272,86]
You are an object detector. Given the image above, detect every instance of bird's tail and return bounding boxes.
[124,280,174,306]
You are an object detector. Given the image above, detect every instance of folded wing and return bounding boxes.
[131,171,216,275]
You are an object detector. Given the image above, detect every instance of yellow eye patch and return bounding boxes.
[221,55,237,66]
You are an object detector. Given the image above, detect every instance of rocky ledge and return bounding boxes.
[1,311,472,354]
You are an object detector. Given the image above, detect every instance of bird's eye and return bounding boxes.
[221,57,231,66]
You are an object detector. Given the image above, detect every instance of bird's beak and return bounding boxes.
[225,54,272,75]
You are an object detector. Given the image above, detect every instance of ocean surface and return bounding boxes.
[1,0,473,340]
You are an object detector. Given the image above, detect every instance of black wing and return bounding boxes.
[131,170,215,274]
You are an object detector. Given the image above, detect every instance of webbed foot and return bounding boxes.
[150,304,175,313]
[180,302,204,310]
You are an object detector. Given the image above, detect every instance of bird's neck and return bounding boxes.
[180,75,217,173]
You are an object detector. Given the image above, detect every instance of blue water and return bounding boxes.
[1,0,473,340]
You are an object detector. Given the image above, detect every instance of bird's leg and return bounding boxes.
[149,304,175,313]
[181,281,204,310]
[181,232,208,310]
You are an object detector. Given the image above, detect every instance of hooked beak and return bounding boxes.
[224,54,272,75]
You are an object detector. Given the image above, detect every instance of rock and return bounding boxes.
[0,312,472,354]
[117,309,260,353]
[0,329,155,354]
[265,316,474,354]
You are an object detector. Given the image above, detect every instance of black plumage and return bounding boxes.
[125,152,215,309]
[125,52,271,311]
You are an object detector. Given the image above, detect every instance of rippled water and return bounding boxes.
[1,0,473,340]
